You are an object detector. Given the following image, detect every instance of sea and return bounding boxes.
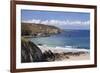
[29,29,90,51]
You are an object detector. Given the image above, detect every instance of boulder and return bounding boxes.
[21,38,43,63]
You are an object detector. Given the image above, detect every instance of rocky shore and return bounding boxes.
[38,45,90,61]
[21,38,55,63]
[21,38,89,63]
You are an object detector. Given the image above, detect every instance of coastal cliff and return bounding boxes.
[21,23,61,37]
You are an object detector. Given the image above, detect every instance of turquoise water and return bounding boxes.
[29,30,90,49]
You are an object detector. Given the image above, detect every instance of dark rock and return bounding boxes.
[21,38,55,63]
[42,50,55,61]
[21,38,43,63]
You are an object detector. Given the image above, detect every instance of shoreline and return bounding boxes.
[21,38,90,63]
[38,45,90,61]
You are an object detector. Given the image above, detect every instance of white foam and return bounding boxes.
[38,45,89,53]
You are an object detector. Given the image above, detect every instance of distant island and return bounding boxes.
[21,23,62,38]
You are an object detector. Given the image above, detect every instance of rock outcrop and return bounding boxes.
[21,38,43,62]
[21,38,55,63]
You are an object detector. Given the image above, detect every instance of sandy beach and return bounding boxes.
[38,45,90,61]
[54,52,89,61]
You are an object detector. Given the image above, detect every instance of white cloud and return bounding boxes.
[22,19,41,24]
[22,19,90,26]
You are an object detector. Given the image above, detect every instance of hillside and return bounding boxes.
[21,23,61,37]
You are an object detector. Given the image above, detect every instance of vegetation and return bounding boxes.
[21,23,61,37]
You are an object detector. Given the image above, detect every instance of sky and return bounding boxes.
[21,10,90,30]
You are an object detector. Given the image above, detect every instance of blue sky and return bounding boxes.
[21,10,90,30]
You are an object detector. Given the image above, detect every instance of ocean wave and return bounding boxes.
[38,45,89,53]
